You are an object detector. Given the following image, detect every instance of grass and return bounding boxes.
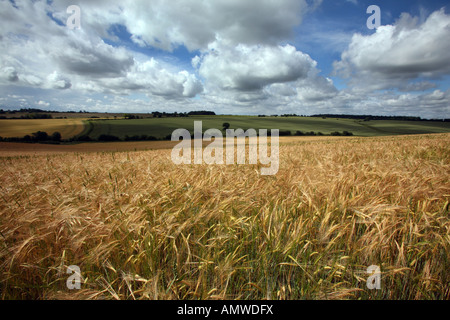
[0,119,86,140]
[82,116,450,140]
[0,133,449,300]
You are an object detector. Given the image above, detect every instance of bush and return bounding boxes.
[124,135,138,141]
[75,135,93,142]
[98,134,121,142]
[51,132,62,142]
[279,130,292,136]
[32,131,49,141]
[124,135,159,141]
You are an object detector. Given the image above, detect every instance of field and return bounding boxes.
[0,136,342,157]
[0,133,448,300]
[0,119,86,140]
[81,116,450,140]
[1,116,448,142]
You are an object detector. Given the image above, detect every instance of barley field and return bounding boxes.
[0,134,449,300]
[0,119,86,140]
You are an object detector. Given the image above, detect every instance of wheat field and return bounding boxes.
[0,134,449,300]
[0,119,86,140]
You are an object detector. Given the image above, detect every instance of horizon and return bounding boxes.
[1,106,450,121]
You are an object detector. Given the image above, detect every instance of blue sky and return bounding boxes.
[0,0,449,118]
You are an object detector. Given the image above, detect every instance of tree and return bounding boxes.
[32,131,49,141]
[98,134,120,142]
[76,135,92,142]
[51,132,62,142]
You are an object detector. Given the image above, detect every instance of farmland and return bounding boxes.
[0,133,448,300]
[0,118,86,140]
[0,115,449,143]
[0,136,344,157]
[80,116,450,140]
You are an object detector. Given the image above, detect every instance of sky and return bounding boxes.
[0,0,450,118]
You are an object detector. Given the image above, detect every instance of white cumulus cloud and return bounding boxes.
[334,9,450,90]
[196,42,317,92]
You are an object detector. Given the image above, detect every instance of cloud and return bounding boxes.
[47,0,320,51]
[0,0,202,100]
[0,0,448,119]
[37,100,50,107]
[1,67,19,82]
[196,42,317,92]
[129,59,203,98]
[0,0,321,108]
[46,72,72,90]
[53,34,135,78]
[334,9,450,90]
[72,58,204,98]
[117,0,309,51]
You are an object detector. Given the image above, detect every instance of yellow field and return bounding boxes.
[0,134,448,300]
[0,119,86,139]
[0,136,349,157]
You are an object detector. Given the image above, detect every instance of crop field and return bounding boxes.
[0,119,86,140]
[0,136,344,157]
[81,116,450,140]
[0,133,448,300]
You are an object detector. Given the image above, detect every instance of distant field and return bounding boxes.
[81,116,450,139]
[0,116,448,143]
[0,119,86,139]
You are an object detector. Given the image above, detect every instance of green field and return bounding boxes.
[80,116,450,140]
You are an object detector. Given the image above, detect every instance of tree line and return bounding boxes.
[0,131,62,144]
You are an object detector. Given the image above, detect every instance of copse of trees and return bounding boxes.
[330,131,354,136]
[0,131,62,143]
[188,111,216,116]
[294,130,353,136]
[0,113,53,119]
[124,135,158,141]
[97,134,121,142]
[295,131,319,136]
